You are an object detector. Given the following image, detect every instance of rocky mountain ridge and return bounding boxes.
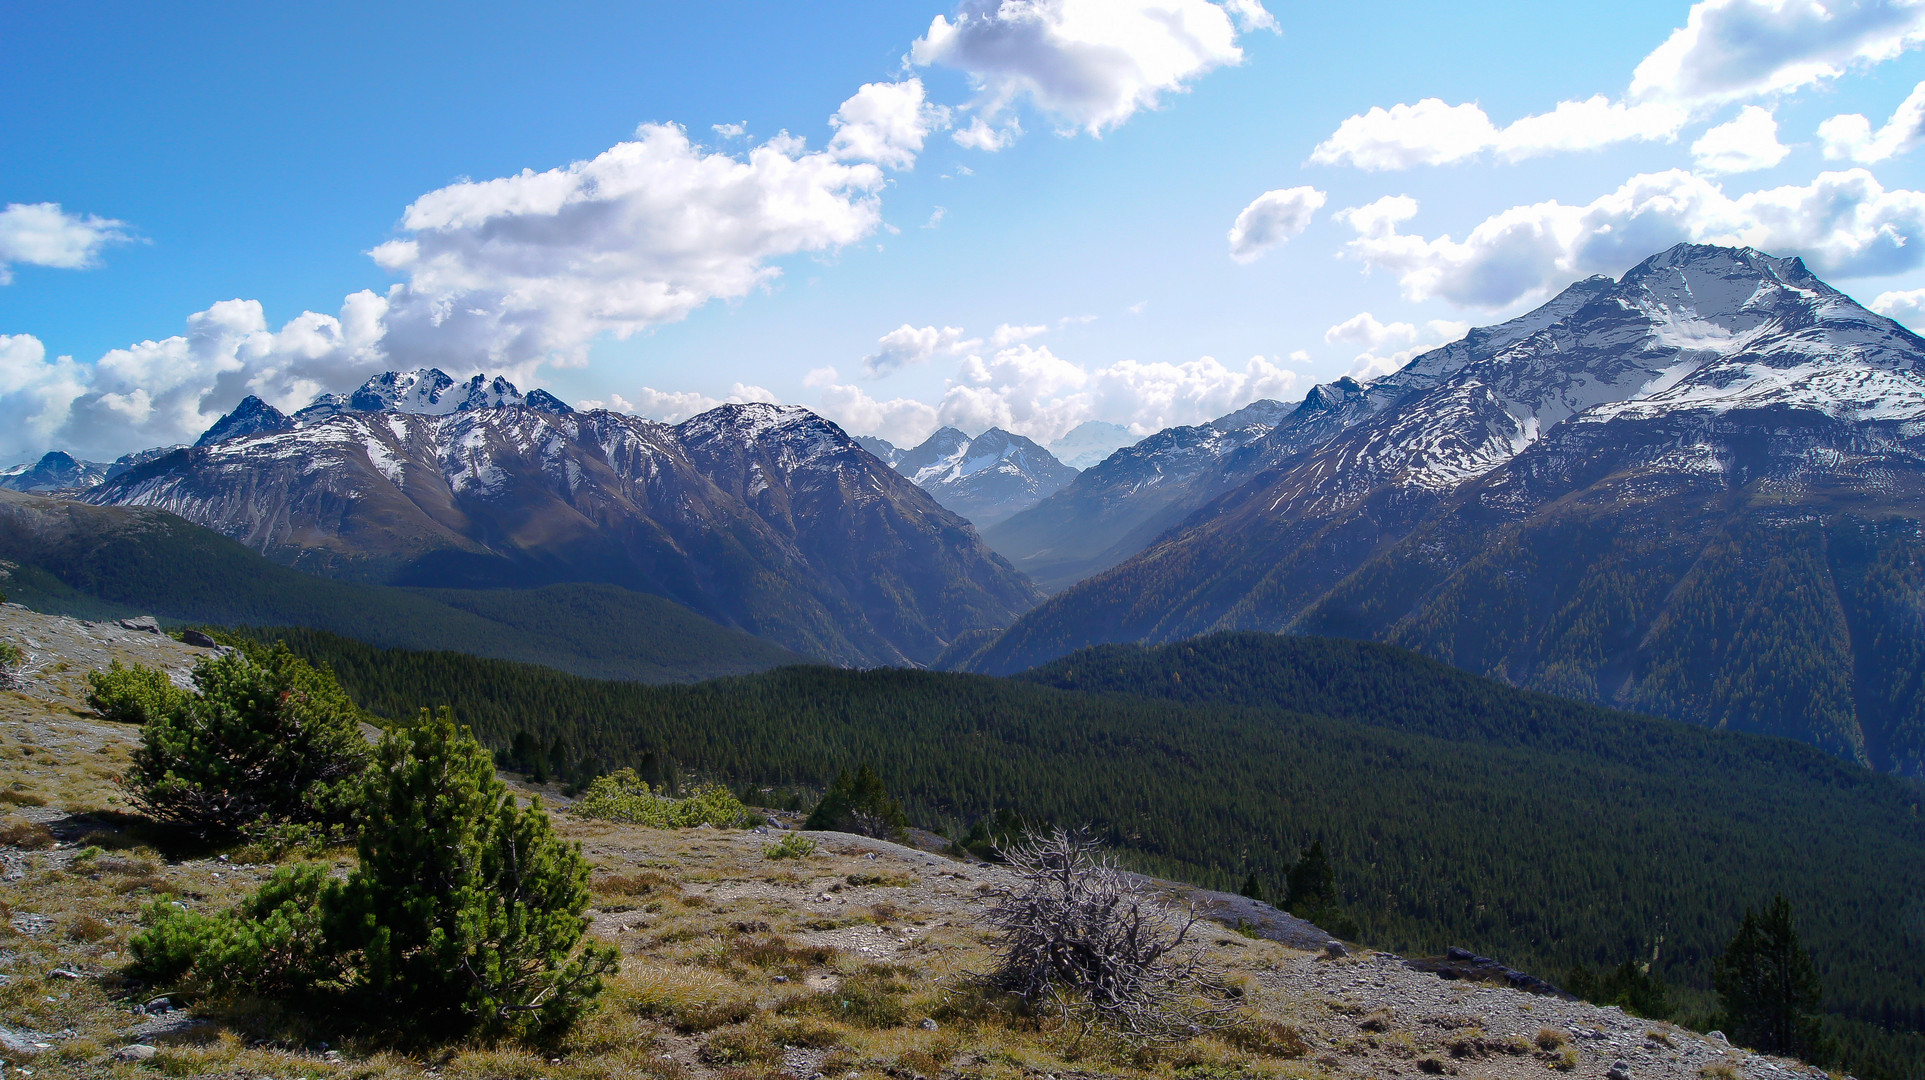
[79,388,1040,668]
[956,244,1925,776]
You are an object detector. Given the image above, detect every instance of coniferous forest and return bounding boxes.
[240,625,1925,1073]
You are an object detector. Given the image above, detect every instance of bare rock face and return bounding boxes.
[963,245,1925,775]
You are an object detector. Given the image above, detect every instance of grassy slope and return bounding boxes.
[247,625,1925,1060]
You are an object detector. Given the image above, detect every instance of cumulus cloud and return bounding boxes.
[936,342,1300,442]
[1311,0,1925,171]
[862,324,979,376]
[1227,185,1326,261]
[828,79,947,169]
[0,202,135,284]
[0,335,88,459]
[1338,168,1925,308]
[594,383,780,424]
[911,0,1259,136]
[811,378,945,446]
[1221,0,1279,32]
[1820,79,1925,162]
[991,323,1048,346]
[367,123,886,372]
[1870,286,1925,330]
[0,291,394,461]
[1631,0,1925,105]
[1324,314,1471,379]
[1692,106,1790,172]
[1309,97,1688,171]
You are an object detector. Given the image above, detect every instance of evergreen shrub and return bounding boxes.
[127,708,618,1040]
[572,768,750,828]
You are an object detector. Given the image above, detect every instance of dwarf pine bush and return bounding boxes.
[115,646,370,840]
[129,708,617,1039]
[573,768,750,828]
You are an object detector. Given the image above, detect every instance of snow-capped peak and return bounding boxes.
[293,368,573,422]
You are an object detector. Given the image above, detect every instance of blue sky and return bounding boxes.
[4,0,1924,463]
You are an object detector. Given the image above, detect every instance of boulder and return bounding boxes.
[113,1044,159,1061]
[116,616,160,634]
[179,629,219,648]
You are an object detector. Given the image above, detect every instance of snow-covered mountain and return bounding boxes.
[886,427,1078,527]
[85,386,1040,667]
[294,368,573,422]
[1048,421,1138,469]
[852,436,904,467]
[0,452,109,493]
[957,245,1925,776]
[983,399,1293,590]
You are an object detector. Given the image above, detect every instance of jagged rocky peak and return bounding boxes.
[852,436,904,467]
[0,451,109,493]
[888,426,1078,528]
[196,395,294,447]
[293,368,573,422]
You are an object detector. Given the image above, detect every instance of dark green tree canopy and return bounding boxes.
[1716,895,1827,1061]
[117,646,370,839]
[806,764,907,839]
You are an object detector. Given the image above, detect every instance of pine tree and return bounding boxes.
[1283,840,1359,938]
[1715,895,1826,1061]
[120,646,369,840]
[805,765,907,838]
[1238,873,1266,903]
[326,708,617,1036]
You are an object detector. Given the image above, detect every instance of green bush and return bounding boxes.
[804,765,907,839]
[0,639,22,689]
[119,647,370,840]
[572,768,750,828]
[85,660,190,725]
[127,708,618,1040]
[763,833,818,860]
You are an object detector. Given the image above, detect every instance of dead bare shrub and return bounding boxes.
[0,821,54,850]
[977,827,1233,1044]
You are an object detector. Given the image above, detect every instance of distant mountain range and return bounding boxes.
[72,369,1040,667]
[0,451,109,494]
[882,426,1079,527]
[952,244,1925,779]
[983,399,1293,591]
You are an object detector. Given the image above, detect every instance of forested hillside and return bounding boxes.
[0,490,801,681]
[248,625,1925,1071]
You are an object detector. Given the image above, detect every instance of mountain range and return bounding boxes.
[982,398,1293,590]
[884,426,1080,526]
[74,370,1040,667]
[952,244,1925,778]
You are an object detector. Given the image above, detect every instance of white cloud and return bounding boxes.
[911,0,1253,136]
[1692,106,1791,172]
[0,203,134,284]
[0,335,88,458]
[1323,316,1470,379]
[991,323,1048,346]
[1287,348,1311,363]
[936,343,1300,443]
[1870,286,1925,330]
[1309,96,1688,171]
[1324,312,1417,348]
[828,79,947,169]
[1630,0,1925,105]
[711,122,748,140]
[367,122,886,372]
[951,115,1021,151]
[1227,185,1326,262]
[924,206,947,229]
[811,379,945,446]
[613,383,779,423]
[1312,0,1925,172]
[1338,168,1925,308]
[1221,0,1278,33]
[862,324,979,376]
[1820,80,1925,162]
[26,292,395,461]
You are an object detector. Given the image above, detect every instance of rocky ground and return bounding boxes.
[0,604,1831,1080]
